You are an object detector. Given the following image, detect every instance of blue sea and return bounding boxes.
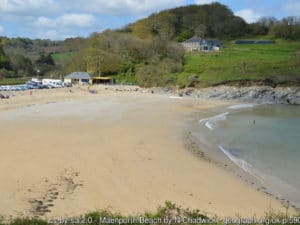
[194,103,300,208]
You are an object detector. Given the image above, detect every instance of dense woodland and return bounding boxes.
[0,2,299,87]
[125,3,300,41]
[0,37,85,78]
[67,31,184,87]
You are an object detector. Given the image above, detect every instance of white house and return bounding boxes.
[181,37,222,52]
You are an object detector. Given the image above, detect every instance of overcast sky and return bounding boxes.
[0,0,299,40]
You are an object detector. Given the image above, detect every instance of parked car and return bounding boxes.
[1,86,9,91]
[63,82,72,87]
[26,84,36,89]
[37,84,49,89]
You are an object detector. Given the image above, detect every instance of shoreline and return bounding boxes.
[0,85,297,219]
[149,85,300,105]
[182,103,300,212]
[1,84,300,110]
[183,129,300,212]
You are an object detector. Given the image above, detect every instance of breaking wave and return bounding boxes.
[169,96,182,99]
[218,145,264,182]
[227,104,255,110]
[199,112,229,130]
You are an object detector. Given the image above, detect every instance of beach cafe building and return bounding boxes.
[64,72,91,84]
[92,76,114,85]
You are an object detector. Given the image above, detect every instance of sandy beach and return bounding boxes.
[0,85,293,219]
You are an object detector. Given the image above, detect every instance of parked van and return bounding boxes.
[42,79,63,88]
[31,78,42,84]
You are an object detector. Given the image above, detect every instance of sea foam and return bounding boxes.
[199,112,229,130]
[218,145,264,182]
[227,104,255,110]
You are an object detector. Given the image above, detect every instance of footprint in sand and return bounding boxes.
[26,169,84,217]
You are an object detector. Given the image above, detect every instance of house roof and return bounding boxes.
[65,72,91,79]
[183,37,222,45]
[183,37,203,43]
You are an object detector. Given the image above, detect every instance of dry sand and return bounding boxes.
[0,86,293,219]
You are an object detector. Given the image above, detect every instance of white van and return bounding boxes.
[42,79,63,88]
[31,78,42,84]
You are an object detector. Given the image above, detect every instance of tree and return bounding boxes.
[10,54,34,77]
[66,30,184,86]
[224,17,247,37]
[270,16,300,40]
[36,53,55,65]
[35,53,57,76]
[126,2,249,40]
[257,17,277,28]
[151,12,177,39]
[194,24,207,37]
[0,42,11,70]
[249,17,277,35]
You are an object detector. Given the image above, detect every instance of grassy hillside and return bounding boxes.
[51,51,74,65]
[112,40,300,87]
[72,2,299,88]
[176,40,300,87]
[2,3,298,87]
[51,52,74,60]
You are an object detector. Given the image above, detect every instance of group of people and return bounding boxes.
[0,93,9,99]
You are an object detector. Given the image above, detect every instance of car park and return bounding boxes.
[1,78,66,92]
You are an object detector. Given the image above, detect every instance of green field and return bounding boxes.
[177,40,300,87]
[51,51,74,64]
[0,78,29,85]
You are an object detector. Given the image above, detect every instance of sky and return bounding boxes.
[0,0,299,40]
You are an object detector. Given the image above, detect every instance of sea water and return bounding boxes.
[195,104,300,208]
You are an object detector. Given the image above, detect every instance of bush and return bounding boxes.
[295,50,300,66]
[0,68,16,78]
[0,78,29,85]
[2,202,298,225]
[136,60,179,87]
[67,31,184,86]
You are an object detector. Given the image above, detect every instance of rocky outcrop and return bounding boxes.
[151,86,300,105]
